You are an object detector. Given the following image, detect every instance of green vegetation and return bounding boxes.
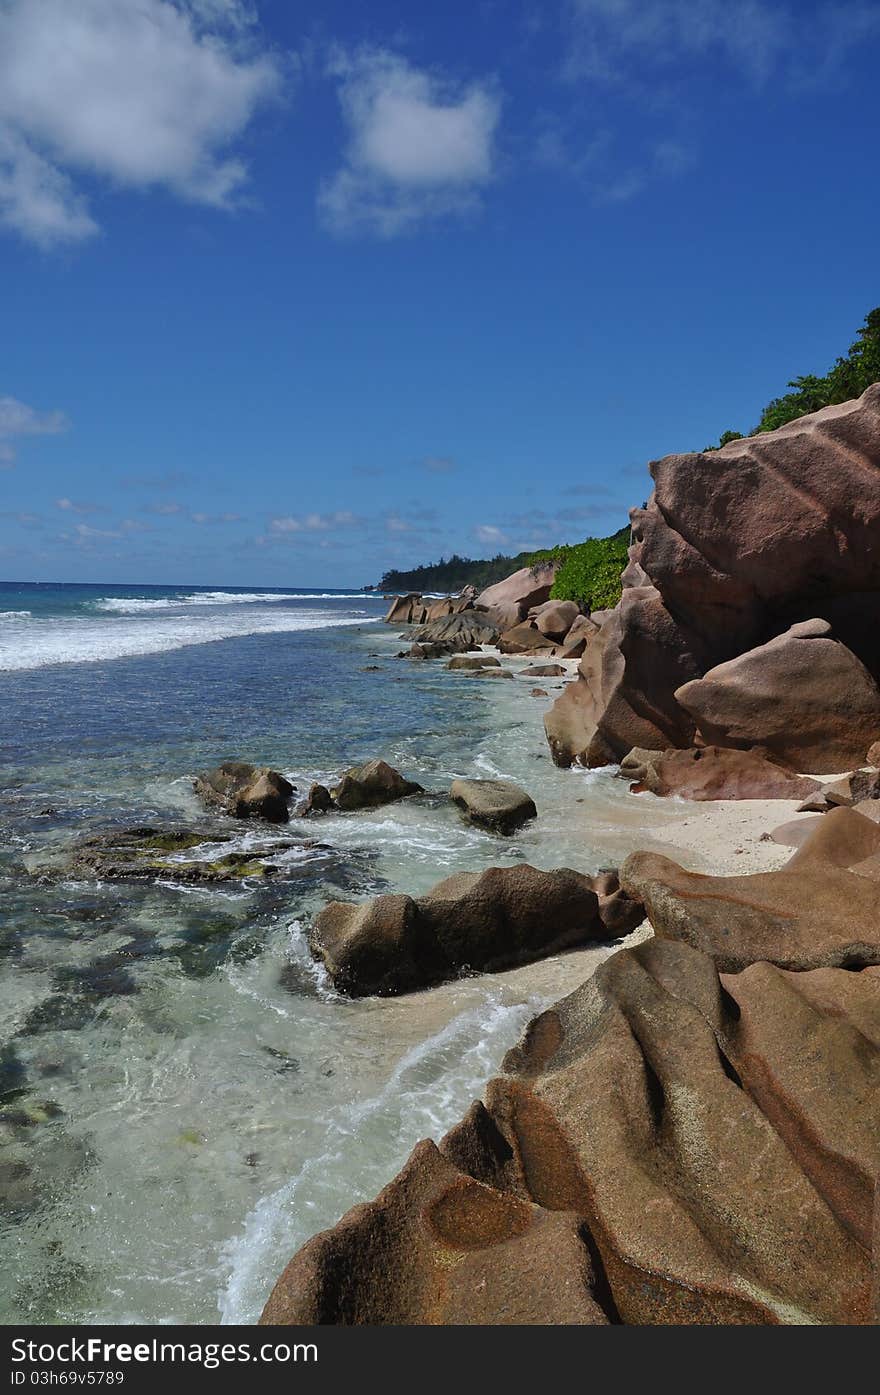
[376,527,631,611]
[376,550,549,595]
[708,305,880,447]
[529,528,631,610]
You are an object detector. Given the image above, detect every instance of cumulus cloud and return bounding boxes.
[0,393,68,465]
[0,0,281,247]
[319,49,501,236]
[474,524,509,546]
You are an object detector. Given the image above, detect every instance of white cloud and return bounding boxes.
[0,0,281,247]
[0,393,68,465]
[319,49,501,236]
[269,510,357,535]
[565,0,880,87]
[474,524,509,546]
[566,0,790,84]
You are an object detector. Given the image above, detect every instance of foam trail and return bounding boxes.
[217,993,539,1324]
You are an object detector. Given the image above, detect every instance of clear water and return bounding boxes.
[0,582,689,1324]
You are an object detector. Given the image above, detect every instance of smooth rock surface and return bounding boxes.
[449,778,537,833]
[675,620,880,774]
[263,938,876,1325]
[309,864,627,996]
[629,746,820,801]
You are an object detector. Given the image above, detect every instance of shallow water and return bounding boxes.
[0,584,691,1323]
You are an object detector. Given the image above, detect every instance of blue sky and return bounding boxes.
[1,0,878,587]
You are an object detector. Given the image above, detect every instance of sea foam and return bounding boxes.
[0,607,379,671]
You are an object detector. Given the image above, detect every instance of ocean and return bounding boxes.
[0,581,686,1324]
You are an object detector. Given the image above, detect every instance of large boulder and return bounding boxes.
[193,762,294,823]
[475,562,559,631]
[545,386,880,768]
[544,589,707,767]
[635,384,880,653]
[520,663,566,678]
[384,593,427,625]
[629,746,821,801]
[621,807,880,972]
[413,609,500,651]
[308,864,630,996]
[331,759,423,811]
[529,599,582,641]
[262,937,876,1325]
[446,655,501,671]
[497,622,558,655]
[449,778,537,833]
[675,619,880,774]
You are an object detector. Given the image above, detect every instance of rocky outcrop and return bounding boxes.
[545,385,880,769]
[193,762,294,823]
[475,562,560,632]
[308,864,636,997]
[60,826,292,882]
[261,1135,610,1325]
[621,807,880,972]
[675,619,880,774]
[413,609,500,652]
[262,936,877,1324]
[331,760,423,811]
[446,655,501,671]
[449,778,537,833]
[628,746,820,801]
[385,593,427,624]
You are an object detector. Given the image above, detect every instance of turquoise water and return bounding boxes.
[0,583,686,1324]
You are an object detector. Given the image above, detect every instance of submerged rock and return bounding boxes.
[193,762,294,823]
[262,936,877,1325]
[449,778,537,833]
[309,864,630,997]
[331,759,423,811]
[299,783,334,816]
[60,825,291,883]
